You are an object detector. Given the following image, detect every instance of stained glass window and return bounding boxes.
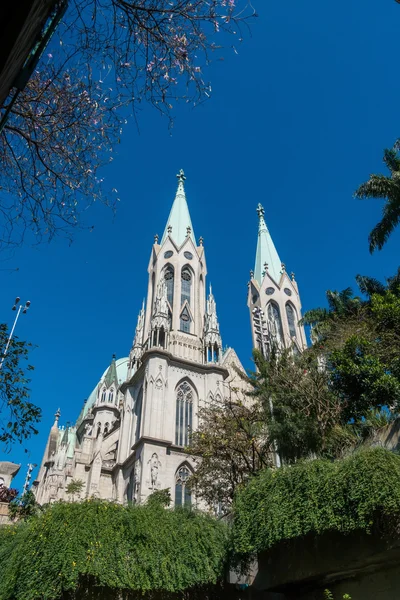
[164,266,174,307]
[286,303,297,338]
[175,382,193,446]
[181,267,191,306]
[175,465,192,507]
[267,302,283,344]
[180,306,191,332]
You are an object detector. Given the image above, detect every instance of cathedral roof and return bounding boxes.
[104,354,118,387]
[76,357,129,425]
[161,169,196,247]
[254,203,282,285]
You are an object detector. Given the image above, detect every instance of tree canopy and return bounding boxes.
[0,0,255,251]
[0,324,40,449]
[355,141,400,252]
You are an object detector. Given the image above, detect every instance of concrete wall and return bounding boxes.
[250,530,400,600]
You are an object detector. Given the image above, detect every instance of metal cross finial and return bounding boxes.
[256,203,265,219]
[177,169,186,183]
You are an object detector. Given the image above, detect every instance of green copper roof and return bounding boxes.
[104,354,118,388]
[254,204,282,285]
[161,170,196,247]
[76,357,129,426]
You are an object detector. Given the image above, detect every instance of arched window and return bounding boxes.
[267,302,283,345]
[180,306,191,333]
[181,267,191,307]
[108,390,114,404]
[175,381,193,446]
[135,387,143,444]
[286,303,297,339]
[164,266,174,307]
[101,388,106,403]
[175,465,192,507]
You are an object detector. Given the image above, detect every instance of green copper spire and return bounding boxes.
[161,170,196,247]
[254,204,282,285]
[104,354,118,388]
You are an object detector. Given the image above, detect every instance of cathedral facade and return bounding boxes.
[33,171,306,507]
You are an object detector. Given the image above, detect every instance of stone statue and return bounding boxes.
[148,453,161,489]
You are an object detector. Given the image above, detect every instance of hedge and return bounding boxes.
[0,500,229,600]
[232,447,400,554]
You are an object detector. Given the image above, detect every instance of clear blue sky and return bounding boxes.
[2,0,400,488]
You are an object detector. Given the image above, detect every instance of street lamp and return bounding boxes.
[0,297,31,371]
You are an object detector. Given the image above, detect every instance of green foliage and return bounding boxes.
[8,490,39,521]
[146,488,171,507]
[323,591,351,600]
[355,140,400,252]
[232,447,400,555]
[65,479,84,499]
[248,349,356,462]
[187,386,272,512]
[0,500,229,600]
[0,324,40,448]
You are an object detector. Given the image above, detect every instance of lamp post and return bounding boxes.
[0,297,31,371]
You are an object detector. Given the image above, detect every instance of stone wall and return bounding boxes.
[250,530,400,600]
[0,502,10,525]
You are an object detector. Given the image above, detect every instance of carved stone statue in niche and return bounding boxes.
[148,453,161,489]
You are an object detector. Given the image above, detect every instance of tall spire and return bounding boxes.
[104,354,118,388]
[254,204,282,285]
[161,170,196,247]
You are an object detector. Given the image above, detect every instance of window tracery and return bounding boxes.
[267,301,283,345]
[175,381,193,446]
[286,303,297,339]
[175,464,192,507]
[164,266,174,307]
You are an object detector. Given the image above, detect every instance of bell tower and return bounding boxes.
[117,170,230,506]
[248,203,307,357]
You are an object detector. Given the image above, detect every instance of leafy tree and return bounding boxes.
[8,490,40,521]
[0,324,40,448]
[0,500,228,599]
[0,1,255,251]
[187,385,273,513]
[355,142,400,252]
[65,479,84,501]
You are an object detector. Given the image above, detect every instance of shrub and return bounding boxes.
[232,447,400,554]
[0,500,228,600]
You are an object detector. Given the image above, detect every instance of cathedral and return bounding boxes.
[33,171,306,507]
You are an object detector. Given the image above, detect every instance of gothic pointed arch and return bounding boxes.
[180,264,193,309]
[285,301,298,339]
[174,462,193,507]
[267,300,283,345]
[175,379,196,446]
[163,263,174,308]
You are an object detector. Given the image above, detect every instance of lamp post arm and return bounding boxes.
[0,305,22,371]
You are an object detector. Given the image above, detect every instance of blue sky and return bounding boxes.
[2,0,400,488]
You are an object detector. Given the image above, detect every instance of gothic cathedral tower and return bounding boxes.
[247,204,307,357]
[34,171,245,507]
[114,171,240,506]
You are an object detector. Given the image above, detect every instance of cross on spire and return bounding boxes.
[177,169,186,183]
[256,203,265,219]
